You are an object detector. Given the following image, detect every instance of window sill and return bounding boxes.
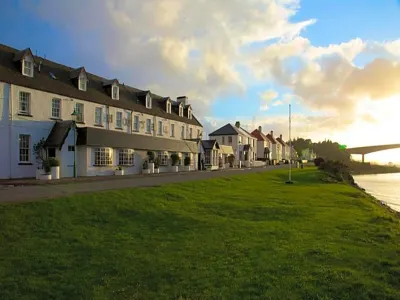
[18,162,33,166]
[115,127,123,130]
[50,117,63,121]
[18,113,33,117]
[132,129,140,133]
[92,165,113,167]
[118,164,134,167]
[145,132,152,135]
[94,124,104,128]
[76,121,85,125]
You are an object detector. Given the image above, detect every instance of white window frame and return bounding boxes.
[146,119,151,133]
[22,58,33,77]
[94,148,113,166]
[188,108,192,119]
[75,103,84,122]
[181,126,185,139]
[118,149,134,166]
[19,134,31,163]
[158,152,169,166]
[95,107,103,126]
[19,92,31,115]
[51,98,61,119]
[146,94,152,109]
[79,73,87,91]
[166,101,171,113]
[116,111,123,128]
[171,124,175,137]
[133,115,139,131]
[112,85,119,100]
[228,136,232,144]
[157,120,162,136]
[189,128,193,139]
[179,104,183,117]
[205,150,211,165]
[222,136,225,144]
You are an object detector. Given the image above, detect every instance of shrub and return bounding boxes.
[116,165,122,171]
[244,152,249,161]
[171,153,179,166]
[48,157,60,167]
[147,151,155,163]
[228,154,235,167]
[314,157,325,166]
[142,161,148,170]
[43,159,51,174]
[184,156,191,166]
[154,158,160,169]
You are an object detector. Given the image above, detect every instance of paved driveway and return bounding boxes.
[0,165,289,204]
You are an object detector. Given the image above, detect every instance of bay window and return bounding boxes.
[119,149,134,166]
[94,148,112,166]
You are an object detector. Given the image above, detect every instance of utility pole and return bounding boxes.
[286,104,294,184]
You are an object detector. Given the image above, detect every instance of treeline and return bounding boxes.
[290,138,351,163]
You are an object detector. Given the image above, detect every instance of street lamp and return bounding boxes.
[71,109,79,178]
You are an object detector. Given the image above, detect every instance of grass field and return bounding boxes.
[0,168,399,299]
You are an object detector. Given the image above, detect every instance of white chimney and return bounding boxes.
[258,126,262,132]
[270,130,273,137]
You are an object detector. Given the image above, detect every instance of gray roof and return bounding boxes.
[209,123,239,136]
[276,137,287,146]
[201,140,219,150]
[44,121,74,149]
[0,43,202,127]
[77,127,199,153]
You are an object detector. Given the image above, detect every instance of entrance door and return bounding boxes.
[61,145,75,178]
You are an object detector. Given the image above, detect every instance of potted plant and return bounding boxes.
[142,160,150,174]
[48,157,60,179]
[170,153,179,172]
[184,156,191,171]
[39,159,52,180]
[115,165,124,176]
[154,158,160,174]
[33,138,46,179]
[147,151,155,173]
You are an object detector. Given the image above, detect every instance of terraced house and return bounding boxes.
[0,44,203,179]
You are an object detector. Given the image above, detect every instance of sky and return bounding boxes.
[1,0,400,163]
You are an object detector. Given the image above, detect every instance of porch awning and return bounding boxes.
[77,127,198,153]
[264,147,270,154]
[219,145,234,155]
[44,120,74,150]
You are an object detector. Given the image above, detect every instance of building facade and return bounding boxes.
[276,134,290,161]
[251,126,272,161]
[266,131,281,163]
[209,121,257,167]
[0,44,203,179]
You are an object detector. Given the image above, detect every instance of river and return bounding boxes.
[354,173,400,212]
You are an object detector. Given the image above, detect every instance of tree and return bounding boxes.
[33,138,47,169]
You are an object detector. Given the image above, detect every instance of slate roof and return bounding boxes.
[201,140,219,150]
[0,43,202,127]
[251,129,269,142]
[209,123,256,139]
[44,120,74,149]
[266,133,277,144]
[276,137,287,146]
[77,127,199,153]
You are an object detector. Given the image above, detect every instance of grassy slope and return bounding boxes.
[0,168,399,300]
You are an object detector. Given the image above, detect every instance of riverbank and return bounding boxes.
[1,168,399,299]
[349,161,400,175]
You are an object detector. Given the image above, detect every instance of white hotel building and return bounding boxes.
[0,44,203,179]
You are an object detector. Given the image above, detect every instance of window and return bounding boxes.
[146,94,152,109]
[181,126,185,139]
[222,136,225,144]
[126,112,132,130]
[19,134,30,163]
[23,59,33,77]
[79,74,87,91]
[157,120,162,136]
[19,92,30,114]
[189,128,193,139]
[95,107,103,125]
[146,119,151,133]
[197,129,201,138]
[228,136,232,144]
[239,136,242,144]
[179,104,183,117]
[116,111,123,128]
[188,108,192,119]
[112,85,119,100]
[133,115,139,131]
[171,124,175,137]
[51,98,61,119]
[94,148,112,166]
[75,103,84,122]
[119,149,134,166]
[166,101,171,113]
[205,150,211,165]
[158,152,169,166]
[48,148,56,158]
[68,146,75,152]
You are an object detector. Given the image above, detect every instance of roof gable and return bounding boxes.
[209,123,239,136]
[13,48,35,63]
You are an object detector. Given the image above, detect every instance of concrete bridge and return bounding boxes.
[346,144,400,163]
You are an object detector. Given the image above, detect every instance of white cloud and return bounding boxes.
[259,89,278,111]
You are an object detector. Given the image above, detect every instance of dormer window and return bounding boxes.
[166,100,171,113]
[112,85,119,100]
[179,104,183,117]
[146,94,152,109]
[188,107,192,119]
[23,58,33,77]
[78,73,87,91]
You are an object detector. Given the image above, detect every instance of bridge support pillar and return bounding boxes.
[362,154,365,163]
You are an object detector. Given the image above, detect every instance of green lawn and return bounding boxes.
[1,168,399,300]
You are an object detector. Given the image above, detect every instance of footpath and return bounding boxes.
[0,165,288,203]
